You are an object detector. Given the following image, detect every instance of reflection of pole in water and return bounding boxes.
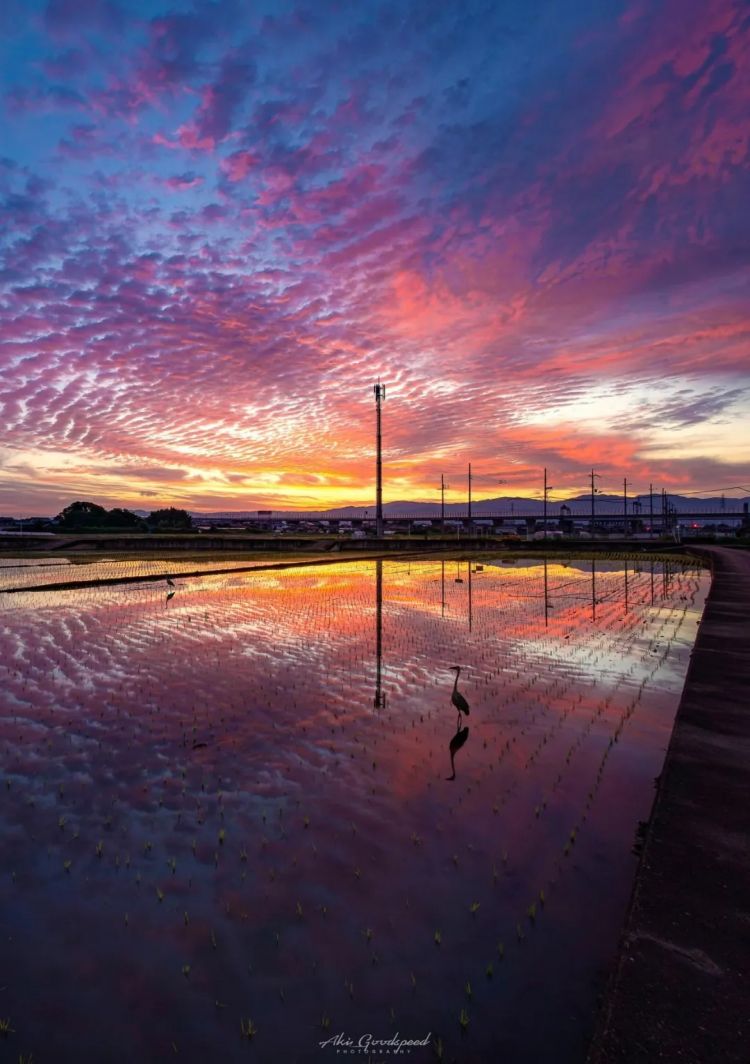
[624,559,629,615]
[544,556,549,627]
[591,558,597,621]
[441,559,445,618]
[374,560,385,709]
[650,557,655,605]
[468,561,472,632]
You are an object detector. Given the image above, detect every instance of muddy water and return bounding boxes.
[0,556,707,1063]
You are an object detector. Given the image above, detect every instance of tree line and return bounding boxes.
[54,501,193,532]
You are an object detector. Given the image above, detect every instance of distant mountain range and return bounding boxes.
[188,494,749,520]
[5,493,746,523]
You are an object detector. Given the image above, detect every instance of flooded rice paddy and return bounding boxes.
[0,555,707,1063]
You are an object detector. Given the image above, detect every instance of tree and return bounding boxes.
[147,507,193,531]
[104,508,146,530]
[55,501,146,531]
[55,501,108,530]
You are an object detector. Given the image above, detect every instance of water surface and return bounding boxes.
[0,556,707,1062]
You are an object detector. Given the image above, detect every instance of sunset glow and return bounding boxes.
[1,0,748,514]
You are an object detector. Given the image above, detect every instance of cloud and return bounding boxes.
[0,0,748,514]
[163,171,204,191]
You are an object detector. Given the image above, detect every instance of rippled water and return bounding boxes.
[0,555,707,1063]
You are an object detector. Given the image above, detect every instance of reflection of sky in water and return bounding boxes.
[0,553,299,591]
[0,557,708,1063]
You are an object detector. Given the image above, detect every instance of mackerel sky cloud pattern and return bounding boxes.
[1,0,748,513]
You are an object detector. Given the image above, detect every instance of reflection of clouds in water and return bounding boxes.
[0,556,710,1061]
[0,559,708,810]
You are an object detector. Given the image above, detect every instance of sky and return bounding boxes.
[0,0,748,516]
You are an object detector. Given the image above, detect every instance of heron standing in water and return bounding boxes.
[448,665,469,715]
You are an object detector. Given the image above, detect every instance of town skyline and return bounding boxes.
[1,0,749,515]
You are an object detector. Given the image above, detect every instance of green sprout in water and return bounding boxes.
[240,1018,257,1040]
[434,930,442,946]
[181,964,191,978]
[459,1009,469,1031]
[469,901,480,915]
[0,1018,14,1036]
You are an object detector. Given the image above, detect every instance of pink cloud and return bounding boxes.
[163,172,204,191]
[219,149,256,182]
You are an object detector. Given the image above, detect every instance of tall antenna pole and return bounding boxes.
[543,467,548,540]
[374,382,386,538]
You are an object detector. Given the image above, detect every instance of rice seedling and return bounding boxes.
[239,1018,257,1040]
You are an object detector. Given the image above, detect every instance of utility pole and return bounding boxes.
[468,463,472,523]
[441,474,446,533]
[623,477,628,536]
[649,482,654,540]
[590,468,600,536]
[543,467,548,539]
[662,488,667,535]
[374,382,386,538]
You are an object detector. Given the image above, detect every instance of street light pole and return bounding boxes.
[374,382,386,538]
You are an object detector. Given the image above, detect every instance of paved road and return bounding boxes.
[588,547,750,1063]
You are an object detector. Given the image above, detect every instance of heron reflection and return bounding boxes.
[446,719,470,780]
[446,666,470,779]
